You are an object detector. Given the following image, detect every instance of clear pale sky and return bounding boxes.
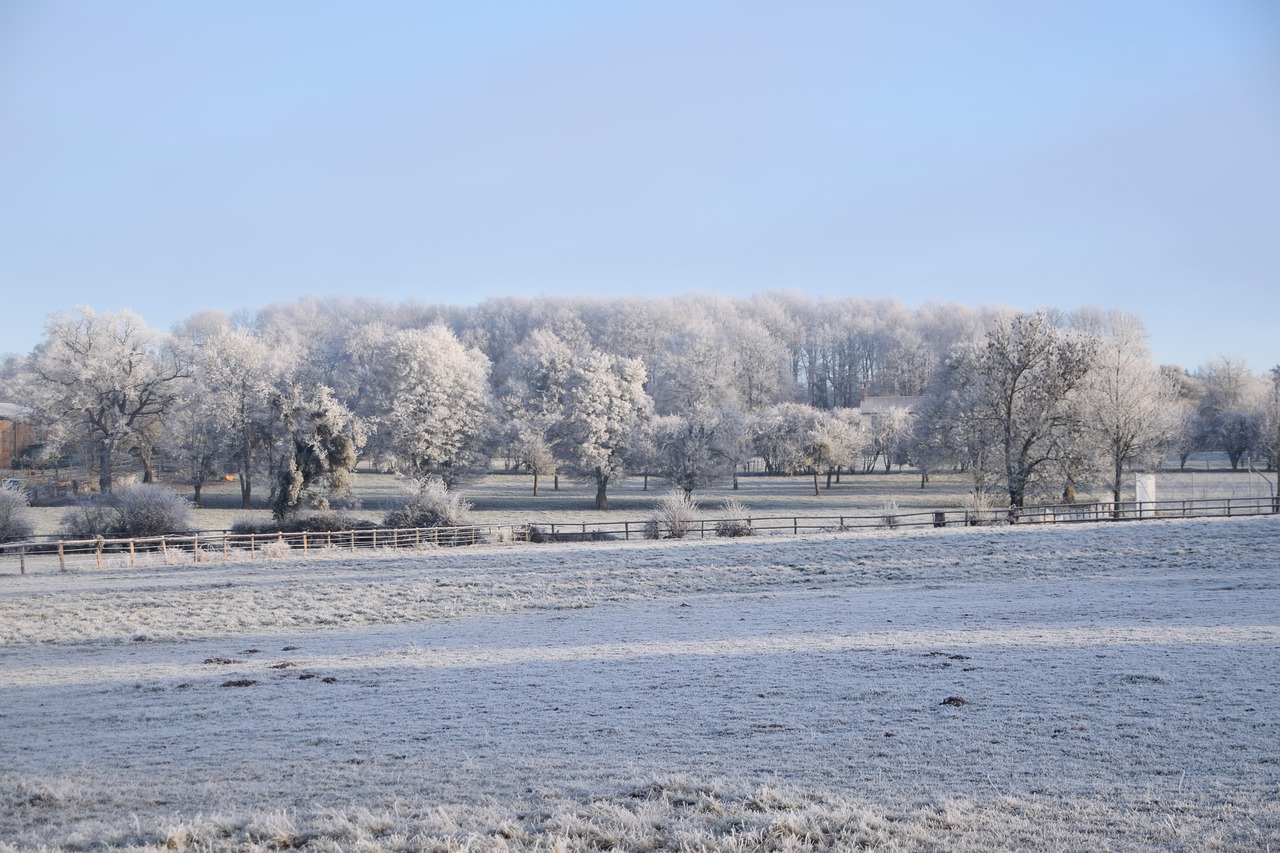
[2,1,1277,371]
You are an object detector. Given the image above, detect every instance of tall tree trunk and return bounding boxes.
[594,473,609,510]
[141,444,155,483]
[98,440,114,493]
[532,470,539,497]
[240,473,252,509]
[812,469,820,496]
[1112,460,1124,520]
[193,481,203,507]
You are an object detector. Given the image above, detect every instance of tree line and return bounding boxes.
[3,294,1277,515]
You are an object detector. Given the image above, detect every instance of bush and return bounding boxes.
[60,495,119,539]
[0,484,35,543]
[382,476,473,529]
[878,498,900,530]
[647,490,701,539]
[114,484,193,537]
[60,484,193,539]
[231,512,374,535]
[714,499,753,538]
[962,490,1005,526]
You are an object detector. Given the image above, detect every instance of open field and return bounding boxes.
[17,455,1280,538]
[1,515,1277,850]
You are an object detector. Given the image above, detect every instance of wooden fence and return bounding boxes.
[1,494,1275,575]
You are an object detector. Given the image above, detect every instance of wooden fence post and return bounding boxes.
[192,533,199,564]
[58,541,65,571]
[19,545,25,575]
[96,537,104,570]
[129,539,136,568]
[160,537,168,562]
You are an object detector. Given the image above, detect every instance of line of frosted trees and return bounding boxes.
[4,294,1277,516]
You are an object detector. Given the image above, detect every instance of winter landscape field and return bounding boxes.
[2,514,1277,851]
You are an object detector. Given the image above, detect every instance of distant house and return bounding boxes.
[857,395,923,424]
[0,402,39,470]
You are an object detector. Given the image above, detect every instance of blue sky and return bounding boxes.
[2,1,1277,371]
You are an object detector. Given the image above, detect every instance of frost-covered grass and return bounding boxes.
[22,464,1274,539]
[1,516,1277,850]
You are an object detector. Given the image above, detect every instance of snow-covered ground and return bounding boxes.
[1,517,1277,851]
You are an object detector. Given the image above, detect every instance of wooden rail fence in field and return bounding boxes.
[1,494,1275,575]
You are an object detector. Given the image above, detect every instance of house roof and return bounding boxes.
[0,402,33,420]
[858,396,923,415]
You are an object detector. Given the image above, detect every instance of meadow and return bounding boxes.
[19,453,1278,539]
[1,513,1277,851]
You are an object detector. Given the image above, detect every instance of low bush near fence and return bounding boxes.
[60,485,193,539]
[0,484,35,544]
[232,512,375,535]
[647,490,701,539]
[714,499,753,538]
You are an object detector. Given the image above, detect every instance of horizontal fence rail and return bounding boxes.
[1,494,1276,575]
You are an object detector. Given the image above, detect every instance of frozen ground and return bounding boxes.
[1,517,1277,851]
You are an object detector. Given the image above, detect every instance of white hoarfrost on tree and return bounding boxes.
[816,408,867,489]
[555,350,652,510]
[25,307,187,493]
[1076,311,1184,507]
[1194,357,1268,470]
[498,329,575,494]
[947,311,1094,510]
[188,320,280,509]
[648,404,748,497]
[865,406,912,473]
[267,383,366,520]
[372,325,495,486]
[750,403,821,478]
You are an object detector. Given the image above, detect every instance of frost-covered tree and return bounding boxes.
[1195,357,1268,470]
[369,325,495,485]
[1077,312,1184,506]
[728,317,791,411]
[268,384,365,519]
[188,321,280,508]
[648,405,747,496]
[1262,367,1280,473]
[948,311,1094,509]
[750,403,819,476]
[810,409,865,493]
[651,317,735,414]
[25,307,187,492]
[161,387,223,507]
[865,406,913,474]
[554,350,652,510]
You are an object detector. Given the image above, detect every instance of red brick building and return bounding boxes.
[0,403,38,470]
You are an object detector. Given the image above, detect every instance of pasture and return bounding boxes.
[18,455,1280,538]
[1,515,1277,850]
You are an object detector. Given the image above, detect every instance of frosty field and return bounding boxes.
[1,517,1278,851]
